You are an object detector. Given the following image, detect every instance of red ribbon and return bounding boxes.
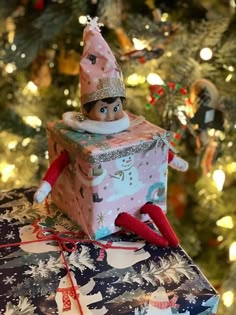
[0,225,143,314]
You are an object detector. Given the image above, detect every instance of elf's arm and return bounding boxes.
[168,150,188,172]
[34,151,70,203]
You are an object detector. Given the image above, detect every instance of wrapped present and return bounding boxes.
[0,188,219,314]
[46,112,172,239]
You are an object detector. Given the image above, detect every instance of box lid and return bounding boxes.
[47,112,172,164]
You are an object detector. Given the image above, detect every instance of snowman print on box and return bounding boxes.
[146,287,179,315]
[107,155,145,202]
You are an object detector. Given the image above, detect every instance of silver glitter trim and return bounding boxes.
[48,123,172,165]
[81,77,126,105]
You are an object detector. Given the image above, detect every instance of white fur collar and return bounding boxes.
[62,111,130,134]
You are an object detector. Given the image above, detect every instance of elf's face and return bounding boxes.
[86,98,124,121]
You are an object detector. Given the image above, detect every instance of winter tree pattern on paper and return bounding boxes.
[0,188,219,315]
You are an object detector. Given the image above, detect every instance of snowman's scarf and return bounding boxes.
[149,295,178,309]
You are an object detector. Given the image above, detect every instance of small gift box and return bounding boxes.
[46,112,172,239]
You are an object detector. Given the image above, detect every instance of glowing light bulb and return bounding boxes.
[146,73,164,85]
[78,16,87,24]
[132,38,148,50]
[229,242,236,261]
[126,73,145,86]
[223,291,234,307]
[212,169,225,191]
[5,63,16,73]
[227,162,236,173]
[200,47,213,61]
[8,140,18,150]
[0,163,15,182]
[23,81,38,94]
[30,154,38,163]
[225,73,233,82]
[230,0,236,8]
[23,116,42,128]
[22,138,31,147]
[217,235,223,242]
[161,12,168,22]
[72,100,78,107]
[64,89,69,96]
[216,216,234,229]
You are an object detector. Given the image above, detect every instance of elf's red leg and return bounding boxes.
[115,212,168,247]
[140,203,179,247]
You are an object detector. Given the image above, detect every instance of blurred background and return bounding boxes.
[0,1,236,313]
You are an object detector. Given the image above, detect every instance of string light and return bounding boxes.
[199,47,213,61]
[216,216,234,229]
[127,73,145,86]
[132,38,149,50]
[7,140,18,150]
[22,138,31,147]
[64,89,69,96]
[23,116,42,128]
[212,169,225,191]
[5,63,16,73]
[78,16,87,24]
[228,65,234,72]
[229,242,236,261]
[146,73,164,85]
[230,0,236,9]
[72,100,78,107]
[225,73,233,82]
[222,291,234,307]
[11,44,16,51]
[217,235,224,242]
[227,162,236,174]
[30,154,38,163]
[23,81,38,94]
[0,163,15,182]
[161,12,168,22]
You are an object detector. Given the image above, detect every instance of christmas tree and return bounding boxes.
[0,1,236,313]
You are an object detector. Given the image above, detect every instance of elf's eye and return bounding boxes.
[100,107,107,113]
[114,105,120,112]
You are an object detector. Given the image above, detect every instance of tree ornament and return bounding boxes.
[145,0,162,22]
[32,0,45,10]
[147,82,191,138]
[121,46,165,63]
[98,0,133,52]
[30,51,53,88]
[57,47,80,76]
[189,79,225,174]
[189,78,224,131]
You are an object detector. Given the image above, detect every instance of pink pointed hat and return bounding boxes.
[80,16,126,106]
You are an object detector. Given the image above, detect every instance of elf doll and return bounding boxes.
[34,16,188,247]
